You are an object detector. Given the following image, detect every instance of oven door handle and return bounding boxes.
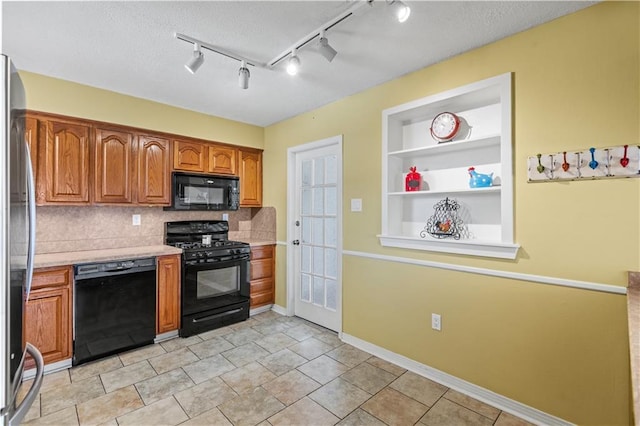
[183,257,248,271]
[192,307,244,323]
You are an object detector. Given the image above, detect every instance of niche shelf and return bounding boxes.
[379,73,519,259]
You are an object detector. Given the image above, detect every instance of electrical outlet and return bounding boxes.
[222,213,229,221]
[132,214,141,226]
[431,313,441,331]
[351,198,362,212]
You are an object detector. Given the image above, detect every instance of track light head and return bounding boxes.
[389,0,411,23]
[318,33,337,63]
[238,61,250,89]
[185,44,204,74]
[286,50,300,76]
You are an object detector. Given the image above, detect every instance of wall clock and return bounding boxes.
[430,112,461,142]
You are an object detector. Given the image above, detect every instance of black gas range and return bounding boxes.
[165,220,251,336]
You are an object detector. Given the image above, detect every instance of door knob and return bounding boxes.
[292,240,300,245]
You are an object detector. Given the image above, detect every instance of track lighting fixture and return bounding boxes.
[388,0,411,23]
[286,50,300,76]
[175,0,413,89]
[238,61,250,89]
[185,43,204,74]
[318,31,337,63]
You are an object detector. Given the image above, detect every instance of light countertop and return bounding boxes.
[244,239,276,247]
[34,240,276,269]
[34,245,183,268]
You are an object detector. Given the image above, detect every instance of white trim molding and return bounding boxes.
[250,304,273,316]
[23,358,72,380]
[379,235,520,260]
[342,333,573,426]
[344,250,626,295]
[154,330,179,343]
[271,304,288,316]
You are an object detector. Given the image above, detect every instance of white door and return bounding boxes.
[287,136,342,332]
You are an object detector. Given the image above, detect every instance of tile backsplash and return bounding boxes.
[36,206,276,254]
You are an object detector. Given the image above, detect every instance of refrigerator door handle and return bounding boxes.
[8,343,43,426]
[24,143,36,299]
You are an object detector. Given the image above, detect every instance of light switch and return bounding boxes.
[351,198,362,212]
[132,214,141,226]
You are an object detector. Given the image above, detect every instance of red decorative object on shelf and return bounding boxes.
[405,166,421,191]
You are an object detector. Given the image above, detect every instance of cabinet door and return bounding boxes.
[239,149,263,207]
[207,145,237,175]
[24,266,73,368]
[157,255,181,334]
[43,120,90,203]
[94,128,134,203]
[174,140,206,172]
[250,245,275,308]
[138,135,171,205]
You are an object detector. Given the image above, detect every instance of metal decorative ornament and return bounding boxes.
[421,198,465,240]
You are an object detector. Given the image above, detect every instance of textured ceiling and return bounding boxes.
[2,1,595,127]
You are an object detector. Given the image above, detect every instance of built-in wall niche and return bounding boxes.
[379,73,520,259]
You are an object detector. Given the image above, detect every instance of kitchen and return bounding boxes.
[1,1,638,425]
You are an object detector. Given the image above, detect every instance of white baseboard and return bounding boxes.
[250,305,273,316]
[154,330,179,343]
[341,333,572,426]
[23,358,72,380]
[271,304,288,316]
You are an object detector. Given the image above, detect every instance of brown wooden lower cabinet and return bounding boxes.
[156,254,181,334]
[24,266,73,368]
[250,244,275,308]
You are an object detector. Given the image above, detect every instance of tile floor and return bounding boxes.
[21,311,535,426]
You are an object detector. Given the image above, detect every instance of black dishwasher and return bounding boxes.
[73,257,156,366]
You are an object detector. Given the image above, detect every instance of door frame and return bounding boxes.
[286,135,343,333]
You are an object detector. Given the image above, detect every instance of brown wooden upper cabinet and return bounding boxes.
[239,148,263,207]
[207,145,236,175]
[27,111,263,208]
[29,112,172,206]
[138,135,171,205]
[41,119,91,204]
[174,140,237,176]
[173,140,206,173]
[94,127,134,204]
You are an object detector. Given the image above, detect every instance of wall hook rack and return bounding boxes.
[528,144,639,182]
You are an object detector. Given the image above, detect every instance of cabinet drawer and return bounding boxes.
[250,291,274,308]
[31,266,72,290]
[250,245,273,260]
[251,278,273,294]
[250,258,273,280]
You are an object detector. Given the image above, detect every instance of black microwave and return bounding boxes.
[166,172,239,211]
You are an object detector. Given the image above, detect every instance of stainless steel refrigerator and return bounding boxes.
[0,54,44,425]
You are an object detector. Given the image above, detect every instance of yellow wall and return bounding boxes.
[15,1,638,423]
[19,71,264,149]
[264,2,638,425]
